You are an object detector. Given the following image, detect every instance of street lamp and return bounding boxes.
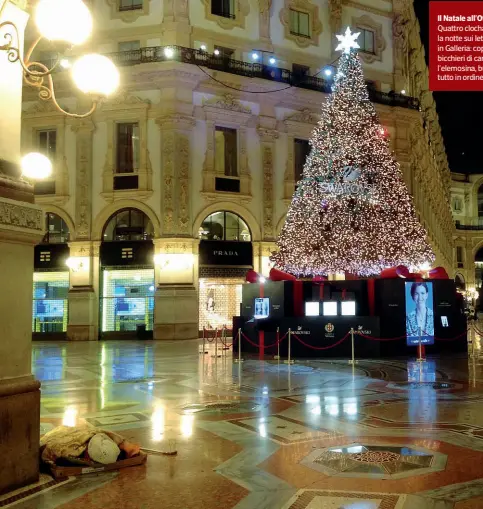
[0,0,119,119]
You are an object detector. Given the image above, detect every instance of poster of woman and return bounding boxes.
[405,282,435,346]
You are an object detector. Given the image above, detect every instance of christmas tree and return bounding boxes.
[271,28,434,277]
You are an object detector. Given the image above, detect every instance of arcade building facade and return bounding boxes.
[23,0,454,340]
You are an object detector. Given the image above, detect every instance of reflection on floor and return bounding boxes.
[6,327,483,508]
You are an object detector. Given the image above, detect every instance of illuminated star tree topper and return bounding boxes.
[271,28,434,277]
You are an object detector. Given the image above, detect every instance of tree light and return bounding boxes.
[71,54,119,96]
[21,153,52,179]
[35,0,92,45]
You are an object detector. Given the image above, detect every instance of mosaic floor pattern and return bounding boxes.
[4,332,483,508]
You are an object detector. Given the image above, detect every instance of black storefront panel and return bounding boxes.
[100,241,154,267]
[34,244,70,270]
[199,240,253,267]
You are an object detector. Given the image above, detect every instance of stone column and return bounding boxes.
[154,115,198,339]
[258,0,273,46]
[328,0,342,53]
[66,119,97,341]
[161,0,191,47]
[0,0,45,493]
[66,241,98,341]
[392,0,410,93]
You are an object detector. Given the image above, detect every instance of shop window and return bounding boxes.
[211,0,235,19]
[118,40,141,52]
[290,9,310,38]
[103,208,154,242]
[215,126,237,177]
[358,28,375,54]
[199,277,243,330]
[32,272,69,333]
[101,268,154,332]
[199,211,251,241]
[42,213,70,244]
[294,138,310,183]
[116,123,140,174]
[119,0,143,11]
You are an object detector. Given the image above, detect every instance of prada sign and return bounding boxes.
[34,243,70,270]
[199,240,253,267]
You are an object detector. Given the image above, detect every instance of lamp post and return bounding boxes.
[0,0,118,494]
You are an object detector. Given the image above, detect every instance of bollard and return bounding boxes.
[201,327,208,355]
[417,327,426,363]
[348,328,358,365]
[212,328,221,358]
[284,328,294,365]
[274,327,280,360]
[234,328,244,363]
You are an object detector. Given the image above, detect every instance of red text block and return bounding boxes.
[430,1,483,91]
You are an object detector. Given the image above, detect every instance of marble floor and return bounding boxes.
[4,330,483,508]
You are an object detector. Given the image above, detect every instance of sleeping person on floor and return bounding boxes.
[40,425,141,466]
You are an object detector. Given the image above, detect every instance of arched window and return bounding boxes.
[455,274,465,291]
[42,213,70,244]
[199,211,251,241]
[103,208,154,242]
[478,184,483,217]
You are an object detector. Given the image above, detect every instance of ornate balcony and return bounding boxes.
[42,45,420,110]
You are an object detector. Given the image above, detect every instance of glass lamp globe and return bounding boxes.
[21,153,52,179]
[35,0,93,46]
[72,54,120,97]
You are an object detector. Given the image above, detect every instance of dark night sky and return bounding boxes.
[414,0,481,174]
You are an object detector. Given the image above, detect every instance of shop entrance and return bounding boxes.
[99,208,155,339]
[32,213,70,339]
[198,211,253,333]
[100,267,154,333]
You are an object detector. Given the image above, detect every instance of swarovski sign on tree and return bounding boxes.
[272,28,434,277]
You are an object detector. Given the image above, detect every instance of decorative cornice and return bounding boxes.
[344,0,392,18]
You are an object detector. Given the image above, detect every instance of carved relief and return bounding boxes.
[0,200,43,231]
[71,120,95,239]
[352,14,386,64]
[157,116,194,235]
[262,145,274,239]
[202,94,251,113]
[200,0,250,30]
[177,134,190,234]
[259,0,272,42]
[161,131,175,234]
[284,108,319,124]
[328,0,342,38]
[163,0,189,21]
[279,0,323,48]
